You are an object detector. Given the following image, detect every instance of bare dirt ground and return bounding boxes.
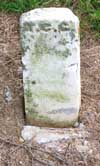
[0,13,100,166]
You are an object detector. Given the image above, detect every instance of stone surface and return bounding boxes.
[21,125,90,153]
[4,86,12,103]
[20,8,80,127]
[21,125,86,143]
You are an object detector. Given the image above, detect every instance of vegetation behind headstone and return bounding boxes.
[0,0,100,39]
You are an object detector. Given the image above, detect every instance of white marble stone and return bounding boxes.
[21,125,87,143]
[20,8,80,127]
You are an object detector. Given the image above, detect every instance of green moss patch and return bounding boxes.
[32,89,69,103]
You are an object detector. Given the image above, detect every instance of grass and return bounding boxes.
[76,0,100,39]
[0,0,100,38]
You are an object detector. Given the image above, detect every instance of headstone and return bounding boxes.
[20,8,80,127]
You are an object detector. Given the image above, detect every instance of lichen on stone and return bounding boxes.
[23,22,32,31]
[38,21,51,31]
[58,21,70,31]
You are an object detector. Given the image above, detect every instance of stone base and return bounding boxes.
[21,125,90,153]
[21,124,86,143]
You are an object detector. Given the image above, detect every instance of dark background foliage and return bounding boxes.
[0,0,100,39]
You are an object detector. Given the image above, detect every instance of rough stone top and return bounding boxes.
[20,8,79,24]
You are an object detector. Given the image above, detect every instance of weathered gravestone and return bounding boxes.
[20,8,80,127]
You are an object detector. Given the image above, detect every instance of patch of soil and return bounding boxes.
[0,13,100,165]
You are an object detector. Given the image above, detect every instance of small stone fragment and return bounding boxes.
[4,86,12,103]
[19,137,25,143]
[73,121,79,128]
